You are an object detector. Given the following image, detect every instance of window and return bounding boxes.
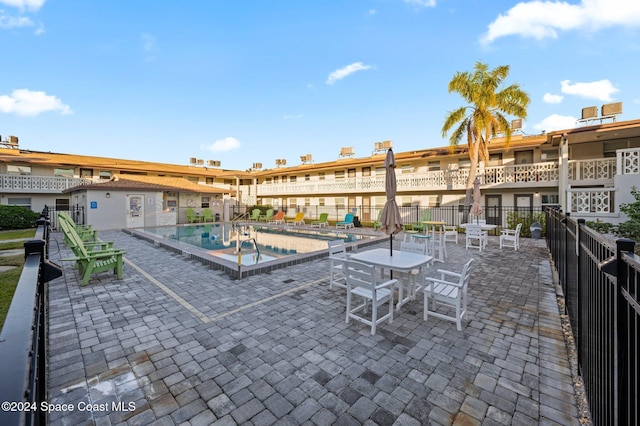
[319,198,325,207]
[335,171,345,180]
[201,197,210,208]
[335,197,345,208]
[400,164,413,174]
[515,150,533,164]
[188,176,199,182]
[8,197,31,209]
[120,170,147,175]
[80,168,93,178]
[375,166,386,174]
[541,150,558,161]
[289,198,296,208]
[206,177,214,185]
[290,176,297,183]
[56,198,70,211]
[282,175,288,183]
[428,161,440,171]
[305,174,310,181]
[265,177,273,184]
[305,198,310,206]
[458,158,471,169]
[319,172,325,180]
[402,197,412,207]
[7,164,31,175]
[542,194,559,205]
[54,168,74,178]
[488,154,502,166]
[99,170,111,179]
[274,176,279,183]
[362,167,371,177]
[348,168,356,178]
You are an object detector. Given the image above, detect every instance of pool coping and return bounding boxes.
[124,224,388,279]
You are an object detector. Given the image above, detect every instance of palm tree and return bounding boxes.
[442,62,530,221]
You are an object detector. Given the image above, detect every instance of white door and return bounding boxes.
[126,194,145,228]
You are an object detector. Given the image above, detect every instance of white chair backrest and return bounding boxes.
[345,260,377,290]
[400,240,427,255]
[466,226,484,238]
[459,259,474,290]
[328,240,346,259]
[515,223,522,235]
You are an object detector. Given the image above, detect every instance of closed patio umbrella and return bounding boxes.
[380,148,403,256]
[470,177,483,224]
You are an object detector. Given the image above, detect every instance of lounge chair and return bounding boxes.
[336,213,355,229]
[185,208,200,223]
[201,208,214,223]
[259,208,274,222]
[311,213,329,228]
[286,212,305,226]
[268,211,286,224]
[409,209,431,232]
[373,210,383,231]
[248,209,261,221]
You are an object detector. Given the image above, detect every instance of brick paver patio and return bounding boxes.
[46,228,581,425]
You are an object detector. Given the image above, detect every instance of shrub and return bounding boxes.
[506,211,546,238]
[0,206,40,230]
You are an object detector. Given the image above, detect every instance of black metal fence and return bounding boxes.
[546,207,639,426]
[45,205,85,230]
[232,204,548,236]
[0,209,62,426]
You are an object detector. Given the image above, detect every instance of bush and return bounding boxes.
[0,206,40,230]
[506,211,546,238]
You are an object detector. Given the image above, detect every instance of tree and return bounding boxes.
[442,62,530,221]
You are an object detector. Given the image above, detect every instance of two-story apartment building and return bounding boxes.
[1,117,639,230]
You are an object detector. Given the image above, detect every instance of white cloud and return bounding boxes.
[560,79,619,101]
[533,114,577,132]
[543,93,563,104]
[404,0,436,8]
[283,114,303,119]
[0,14,32,29]
[326,62,373,85]
[0,89,73,116]
[202,137,241,152]
[481,0,640,44]
[0,0,45,12]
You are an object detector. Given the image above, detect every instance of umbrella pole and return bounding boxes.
[389,234,393,279]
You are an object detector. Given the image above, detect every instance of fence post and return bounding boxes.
[615,238,636,426]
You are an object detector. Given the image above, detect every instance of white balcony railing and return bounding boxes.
[569,188,615,214]
[568,157,616,181]
[255,161,560,197]
[0,175,93,193]
[617,148,640,175]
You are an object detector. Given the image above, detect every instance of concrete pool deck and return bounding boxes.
[45,228,583,425]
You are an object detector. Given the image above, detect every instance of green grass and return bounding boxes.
[0,229,37,240]
[0,228,35,330]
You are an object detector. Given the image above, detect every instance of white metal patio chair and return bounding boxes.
[443,225,458,244]
[465,226,486,251]
[423,258,474,331]
[397,240,432,310]
[500,223,522,251]
[328,239,348,289]
[344,259,397,335]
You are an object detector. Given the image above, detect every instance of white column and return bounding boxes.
[558,135,569,212]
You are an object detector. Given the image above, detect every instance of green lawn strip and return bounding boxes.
[0,241,28,250]
[0,229,37,240]
[0,267,23,330]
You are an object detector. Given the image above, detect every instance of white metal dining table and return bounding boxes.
[350,248,434,310]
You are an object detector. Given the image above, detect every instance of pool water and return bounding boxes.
[139,223,374,266]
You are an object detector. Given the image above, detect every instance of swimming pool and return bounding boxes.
[129,223,383,278]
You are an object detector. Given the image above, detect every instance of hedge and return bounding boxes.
[0,205,40,230]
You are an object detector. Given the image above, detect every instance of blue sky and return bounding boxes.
[1,0,640,171]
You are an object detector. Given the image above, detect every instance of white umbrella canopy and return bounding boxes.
[380,149,403,253]
[469,177,483,223]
